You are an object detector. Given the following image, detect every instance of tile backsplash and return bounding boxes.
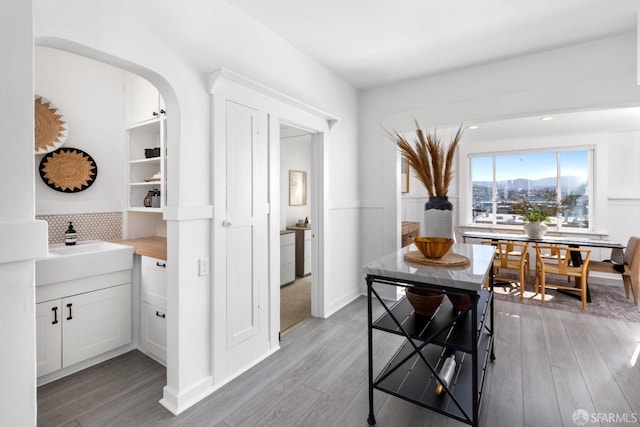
[37,212,123,244]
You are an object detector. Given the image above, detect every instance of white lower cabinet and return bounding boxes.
[36,283,132,377]
[140,255,167,364]
[140,302,167,363]
[36,300,62,377]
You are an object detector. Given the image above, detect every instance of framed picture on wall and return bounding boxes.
[401,158,409,193]
[289,170,307,206]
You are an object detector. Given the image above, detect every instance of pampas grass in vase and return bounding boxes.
[394,120,463,240]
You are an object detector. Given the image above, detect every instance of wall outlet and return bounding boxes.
[198,258,210,276]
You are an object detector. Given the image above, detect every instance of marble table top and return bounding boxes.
[363,242,495,291]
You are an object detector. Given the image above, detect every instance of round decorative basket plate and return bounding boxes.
[404,250,470,267]
[39,147,97,193]
[34,96,68,154]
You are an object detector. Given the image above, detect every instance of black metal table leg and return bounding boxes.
[367,277,376,425]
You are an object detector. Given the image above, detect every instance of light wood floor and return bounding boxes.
[38,297,640,427]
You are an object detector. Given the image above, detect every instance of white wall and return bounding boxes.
[280,134,312,229]
[31,0,359,415]
[35,46,126,214]
[359,33,640,272]
[0,0,48,424]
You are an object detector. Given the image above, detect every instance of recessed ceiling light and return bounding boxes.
[540,116,554,121]
[468,125,479,130]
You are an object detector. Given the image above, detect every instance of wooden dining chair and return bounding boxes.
[534,244,591,310]
[482,241,530,299]
[588,236,640,305]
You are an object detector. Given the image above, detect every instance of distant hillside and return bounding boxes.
[473,176,586,190]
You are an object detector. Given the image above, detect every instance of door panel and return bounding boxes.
[225,101,267,351]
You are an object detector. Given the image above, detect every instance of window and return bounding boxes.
[471,149,591,230]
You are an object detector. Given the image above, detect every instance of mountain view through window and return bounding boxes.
[471,150,590,229]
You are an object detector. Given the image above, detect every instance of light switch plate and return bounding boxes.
[198,258,210,276]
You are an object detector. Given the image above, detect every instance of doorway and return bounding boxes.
[279,123,314,332]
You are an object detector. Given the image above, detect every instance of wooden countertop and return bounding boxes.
[111,236,167,260]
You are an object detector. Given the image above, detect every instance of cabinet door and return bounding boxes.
[36,300,62,377]
[303,230,312,275]
[140,302,167,364]
[125,76,160,126]
[141,256,167,309]
[62,284,132,368]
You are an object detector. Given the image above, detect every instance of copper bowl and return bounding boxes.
[414,237,454,259]
[406,288,444,316]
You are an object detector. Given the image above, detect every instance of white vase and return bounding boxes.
[424,196,455,241]
[524,222,548,239]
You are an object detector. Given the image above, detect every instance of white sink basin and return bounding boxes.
[36,240,134,286]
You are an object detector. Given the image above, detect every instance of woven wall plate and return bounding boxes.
[39,147,98,193]
[34,95,68,154]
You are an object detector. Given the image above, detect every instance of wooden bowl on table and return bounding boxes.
[406,288,444,316]
[447,293,471,311]
[414,237,454,259]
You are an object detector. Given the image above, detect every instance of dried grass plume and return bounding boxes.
[393,121,463,197]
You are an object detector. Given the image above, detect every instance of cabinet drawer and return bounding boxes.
[303,256,311,276]
[141,256,167,309]
[140,302,167,364]
[280,263,295,286]
[280,243,295,266]
[280,232,295,246]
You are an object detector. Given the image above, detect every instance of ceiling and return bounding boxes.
[225,0,640,89]
[462,107,640,141]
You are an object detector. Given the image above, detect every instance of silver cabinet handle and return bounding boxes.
[222,220,233,227]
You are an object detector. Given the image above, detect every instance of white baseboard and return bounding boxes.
[325,288,361,318]
[37,343,135,387]
[160,376,214,415]
[160,346,281,416]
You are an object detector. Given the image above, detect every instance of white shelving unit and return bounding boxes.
[123,74,168,239]
[126,118,166,211]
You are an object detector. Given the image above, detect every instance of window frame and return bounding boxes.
[469,147,593,231]
[458,135,607,236]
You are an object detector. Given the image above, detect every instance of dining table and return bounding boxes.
[461,230,625,303]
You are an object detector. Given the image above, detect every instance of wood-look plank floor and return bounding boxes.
[38,297,640,427]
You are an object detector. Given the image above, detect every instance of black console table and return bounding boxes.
[364,243,496,426]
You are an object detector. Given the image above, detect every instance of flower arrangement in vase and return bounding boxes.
[393,120,463,239]
[512,192,578,239]
[512,200,550,239]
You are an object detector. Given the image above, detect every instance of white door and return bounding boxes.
[36,300,62,377]
[62,284,131,367]
[225,101,268,365]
